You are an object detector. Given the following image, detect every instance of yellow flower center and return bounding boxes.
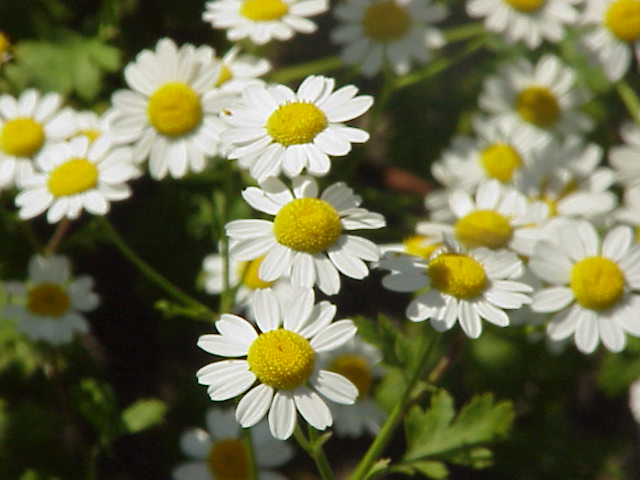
[454,210,513,249]
[479,143,522,183]
[515,86,560,128]
[504,0,545,13]
[605,0,640,42]
[207,439,250,480]
[403,235,440,259]
[236,256,274,290]
[428,253,488,299]
[147,82,202,137]
[215,64,233,87]
[266,102,327,146]
[27,283,70,317]
[363,1,411,42]
[327,353,372,398]
[273,198,342,253]
[78,129,101,144]
[240,0,289,21]
[570,256,625,311]
[47,158,99,197]
[1,117,45,158]
[247,329,315,390]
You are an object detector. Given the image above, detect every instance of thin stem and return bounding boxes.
[617,80,640,125]
[294,425,336,480]
[443,22,485,43]
[99,217,215,320]
[308,426,335,480]
[349,331,439,480]
[44,218,72,255]
[268,56,343,84]
[241,427,258,480]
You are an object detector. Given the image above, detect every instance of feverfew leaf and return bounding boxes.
[121,398,167,434]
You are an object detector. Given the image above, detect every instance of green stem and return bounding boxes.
[294,425,336,480]
[617,80,640,125]
[44,218,71,255]
[241,427,258,480]
[349,331,439,480]
[99,217,215,320]
[268,56,343,84]
[443,22,486,43]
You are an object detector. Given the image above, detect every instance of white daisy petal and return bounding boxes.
[269,391,297,440]
[293,387,332,430]
[310,319,357,352]
[236,384,274,427]
[312,370,358,404]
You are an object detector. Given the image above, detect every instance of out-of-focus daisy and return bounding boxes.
[202,253,294,311]
[196,288,358,439]
[518,139,617,221]
[173,407,292,480]
[319,337,385,437]
[615,188,640,236]
[69,110,119,145]
[332,0,447,77]
[379,242,532,338]
[420,180,548,257]
[467,0,581,48]
[203,0,328,45]
[195,46,271,95]
[610,122,640,196]
[581,0,640,82]
[479,55,592,137]
[0,31,11,64]
[530,221,640,353]
[223,75,373,181]
[226,176,385,295]
[380,234,442,260]
[431,116,549,193]
[630,378,640,423]
[108,38,231,179]
[0,89,75,188]
[3,255,99,345]
[15,136,139,223]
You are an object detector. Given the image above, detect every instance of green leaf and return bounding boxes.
[404,389,514,468]
[72,378,120,443]
[411,461,449,479]
[598,337,640,396]
[121,398,167,434]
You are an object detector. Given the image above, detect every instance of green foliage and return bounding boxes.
[401,389,514,477]
[5,29,120,101]
[598,337,640,396]
[73,378,121,444]
[121,398,167,434]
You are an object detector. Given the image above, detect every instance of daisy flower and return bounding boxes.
[69,110,119,146]
[0,89,75,188]
[223,75,373,181]
[518,138,617,221]
[3,255,99,345]
[530,220,640,353]
[196,288,359,440]
[479,55,592,137]
[581,0,640,82]
[226,176,385,295]
[173,407,292,480]
[466,0,581,49]
[196,46,271,95]
[319,337,385,437]
[420,180,549,257]
[15,136,139,223]
[379,242,532,338]
[202,252,295,311]
[202,0,328,45]
[331,0,447,77]
[610,122,640,196]
[108,38,232,179]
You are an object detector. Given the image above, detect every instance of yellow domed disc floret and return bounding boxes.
[236,256,274,290]
[570,256,625,311]
[47,158,99,197]
[240,0,288,21]
[27,283,70,317]
[428,253,488,299]
[362,1,411,42]
[266,102,327,146]
[327,353,372,398]
[605,0,640,43]
[454,210,513,249]
[504,0,545,13]
[479,143,522,182]
[1,117,45,158]
[207,439,250,480]
[247,329,315,390]
[147,82,202,137]
[273,198,342,253]
[515,86,560,128]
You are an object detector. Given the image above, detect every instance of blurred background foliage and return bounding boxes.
[1,0,639,478]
